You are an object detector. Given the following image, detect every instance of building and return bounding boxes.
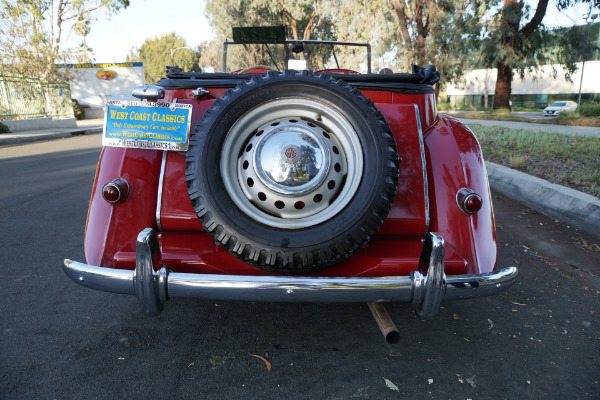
[65,62,145,118]
[446,22,600,109]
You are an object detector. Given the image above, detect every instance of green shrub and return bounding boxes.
[509,154,527,169]
[437,102,452,111]
[554,111,571,122]
[0,122,10,133]
[72,99,84,120]
[578,103,600,117]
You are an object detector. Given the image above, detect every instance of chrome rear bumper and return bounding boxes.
[63,229,518,319]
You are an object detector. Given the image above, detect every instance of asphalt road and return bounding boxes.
[1,135,599,399]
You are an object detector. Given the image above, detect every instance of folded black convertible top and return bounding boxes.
[157,64,439,95]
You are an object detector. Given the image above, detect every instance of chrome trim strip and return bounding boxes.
[63,231,518,318]
[155,150,167,231]
[445,267,518,301]
[166,273,415,303]
[131,84,165,100]
[415,232,445,319]
[134,228,165,316]
[413,104,430,235]
[63,259,135,295]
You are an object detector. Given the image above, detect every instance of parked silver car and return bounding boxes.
[543,101,577,116]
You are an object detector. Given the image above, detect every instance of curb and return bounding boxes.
[2,117,77,132]
[487,162,600,238]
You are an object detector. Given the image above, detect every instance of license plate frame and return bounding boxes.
[103,101,193,151]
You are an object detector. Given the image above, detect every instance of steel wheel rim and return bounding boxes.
[220,98,363,229]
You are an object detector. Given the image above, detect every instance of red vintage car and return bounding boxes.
[63,31,517,337]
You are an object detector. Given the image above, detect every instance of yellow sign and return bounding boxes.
[97,69,117,80]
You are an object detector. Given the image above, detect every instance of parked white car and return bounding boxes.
[543,101,577,116]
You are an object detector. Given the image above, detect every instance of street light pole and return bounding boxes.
[577,13,598,112]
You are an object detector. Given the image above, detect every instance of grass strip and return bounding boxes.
[468,123,600,197]
[455,111,600,127]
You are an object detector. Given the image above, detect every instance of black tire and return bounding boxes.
[185,70,399,273]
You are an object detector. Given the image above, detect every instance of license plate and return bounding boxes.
[103,101,193,151]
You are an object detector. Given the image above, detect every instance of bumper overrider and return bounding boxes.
[63,229,518,320]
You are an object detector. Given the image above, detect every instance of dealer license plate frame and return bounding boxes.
[103,100,193,151]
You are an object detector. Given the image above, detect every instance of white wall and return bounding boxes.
[447,61,600,96]
[65,62,145,109]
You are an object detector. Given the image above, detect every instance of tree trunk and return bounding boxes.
[491,0,548,111]
[493,60,512,110]
[492,0,519,111]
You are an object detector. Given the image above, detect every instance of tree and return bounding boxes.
[0,0,129,80]
[201,0,335,71]
[486,0,550,110]
[197,40,222,72]
[200,0,488,97]
[483,0,600,110]
[389,0,488,96]
[126,33,201,84]
[322,1,398,72]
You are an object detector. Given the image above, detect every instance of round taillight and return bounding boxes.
[456,187,482,215]
[464,194,482,214]
[102,178,130,204]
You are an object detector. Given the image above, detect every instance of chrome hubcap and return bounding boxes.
[221,98,363,229]
[252,121,331,196]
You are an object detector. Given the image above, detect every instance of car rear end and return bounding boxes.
[64,66,517,320]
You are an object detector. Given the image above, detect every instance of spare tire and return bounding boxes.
[186,70,399,273]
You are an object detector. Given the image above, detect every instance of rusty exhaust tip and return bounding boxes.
[368,302,400,344]
[385,329,400,344]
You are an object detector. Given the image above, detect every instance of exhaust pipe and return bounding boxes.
[368,302,400,344]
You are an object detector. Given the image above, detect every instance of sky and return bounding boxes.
[79,0,596,64]
[82,0,215,63]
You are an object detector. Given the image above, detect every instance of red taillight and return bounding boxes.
[456,187,482,215]
[102,178,130,204]
[464,194,482,214]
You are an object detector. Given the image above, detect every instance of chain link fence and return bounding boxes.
[0,72,74,120]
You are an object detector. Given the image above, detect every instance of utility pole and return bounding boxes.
[577,13,598,111]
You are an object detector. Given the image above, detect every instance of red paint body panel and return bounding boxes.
[376,103,427,236]
[84,147,162,268]
[423,116,497,274]
[159,151,205,231]
[392,92,437,128]
[85,82,496,278]
[111,233,467,277]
